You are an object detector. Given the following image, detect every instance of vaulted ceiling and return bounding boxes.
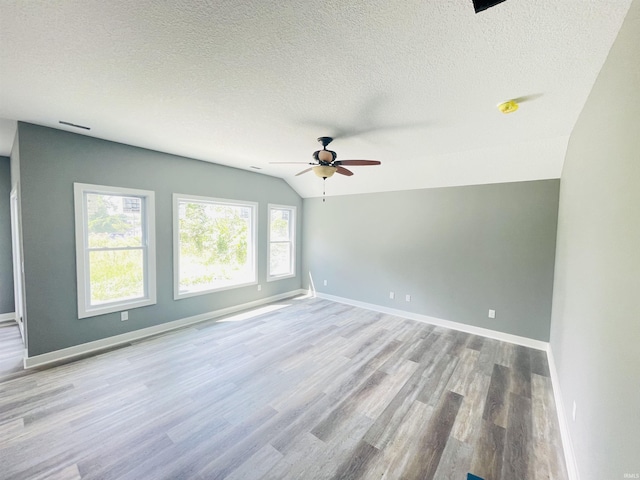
[0,1,633,197]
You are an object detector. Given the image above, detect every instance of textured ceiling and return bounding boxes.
[0,0,633,198]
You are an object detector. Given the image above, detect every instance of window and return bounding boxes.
[268,204,296,281]
[74,183,156,318]
[174,194,257,298]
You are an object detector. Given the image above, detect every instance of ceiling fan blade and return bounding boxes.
[336,166,354,176]
[270,162,313,165]
[295,167,313,176]
[335,160,381,166]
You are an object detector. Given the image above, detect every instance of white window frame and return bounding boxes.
[74,183,157,318]
[173,194,258,299]
[267,204,296,282]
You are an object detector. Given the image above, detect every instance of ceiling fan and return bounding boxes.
[271,137,381,179]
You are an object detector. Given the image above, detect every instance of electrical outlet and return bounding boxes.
[121,311,128,321]
[257,284,262,291]
[389,291,395,300]
[405,294,411,302]
[572,401,577,421]
[488,309,496,319]
[323,280,328,286]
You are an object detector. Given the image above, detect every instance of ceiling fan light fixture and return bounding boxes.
[317,150,334,162]
[313,165,337,178]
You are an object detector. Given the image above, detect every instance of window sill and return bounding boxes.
[174,280,258,300]
[266,273,296,283]
[79,297,156,319]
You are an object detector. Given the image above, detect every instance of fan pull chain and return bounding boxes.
[323,178,326,202]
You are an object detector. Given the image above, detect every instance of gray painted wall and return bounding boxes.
[549,1,640,478]
[17,123,302,356]
[0,156,14,314]
[303,180,559,341]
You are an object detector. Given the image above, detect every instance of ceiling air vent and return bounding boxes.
[59,120,90,130]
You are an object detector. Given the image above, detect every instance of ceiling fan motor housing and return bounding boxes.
[313,149,337,164]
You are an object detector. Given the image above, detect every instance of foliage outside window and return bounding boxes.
[74,183,156,318]
[174,194,257,298]
[268,204,296,281]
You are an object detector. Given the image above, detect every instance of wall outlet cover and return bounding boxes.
[488,309,496,319]
[389,291,395,299]
[121,311,128,321]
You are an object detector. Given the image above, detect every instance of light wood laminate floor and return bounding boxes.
[0,297,568,479]
[0,322,26,383]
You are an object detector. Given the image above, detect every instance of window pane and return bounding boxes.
[270,243,291,276]
[270,209,290,241]
[89,249,144,304]
[178,200,254,293]
[87,193,143,248]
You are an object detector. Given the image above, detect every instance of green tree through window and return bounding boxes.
[176,197,256,296]
[86,194,145,303]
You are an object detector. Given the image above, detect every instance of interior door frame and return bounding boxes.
[9,187,26,345]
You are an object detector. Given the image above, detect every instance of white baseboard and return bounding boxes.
[0,312,16,323]
[312,291,549,351]
[24,289,306,369]
[546,346,580,480]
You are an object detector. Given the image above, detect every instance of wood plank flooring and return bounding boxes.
[0,322,26,383]
[0,297,568,479]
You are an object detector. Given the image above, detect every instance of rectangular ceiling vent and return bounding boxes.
[59,120,91,131]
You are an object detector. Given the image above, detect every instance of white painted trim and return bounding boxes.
[74,183,157,318]
[10,187,26,344]
[546,345,580,480]
[0,312,16,323]
[24,289,306,369]
[267,204,297,282]
[312,291,549,350]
